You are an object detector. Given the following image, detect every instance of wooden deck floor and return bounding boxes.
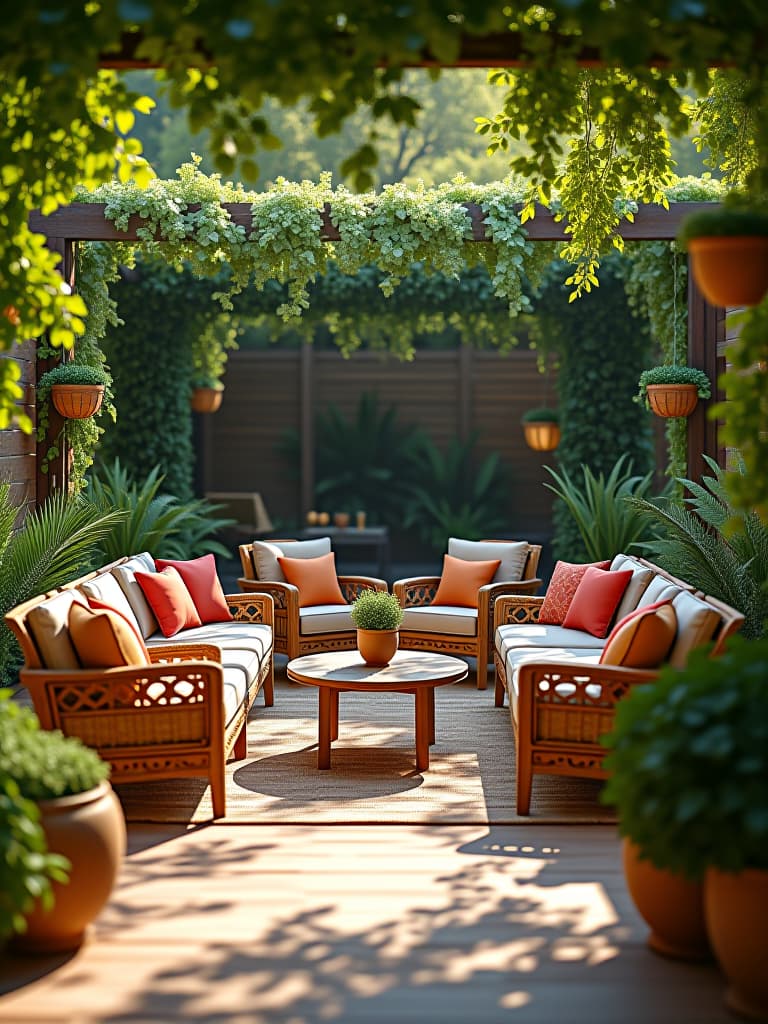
[0,823,732,1023]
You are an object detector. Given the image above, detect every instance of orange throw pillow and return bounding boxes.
[86,597,150,658]
[155,553,232,624]
[562,566,634,638]
[277,551,346,608]
[135,566,202,638]
[599,599,677,668]
[69,603,149,668]
[432,554,502,609]
[538,559,612,625]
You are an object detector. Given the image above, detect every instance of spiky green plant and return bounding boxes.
[0,483,125,686]
[544,454,657,562]
[85,459,234,563]
[628,455,768,638]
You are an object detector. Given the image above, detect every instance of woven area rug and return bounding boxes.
[115,668,615,825]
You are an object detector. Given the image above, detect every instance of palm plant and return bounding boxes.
[628,455,768,639]
[544,454,657,562]
[0,483,125,686]
[85,459,234,563]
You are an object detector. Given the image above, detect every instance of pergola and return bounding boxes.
[28,198,724,505]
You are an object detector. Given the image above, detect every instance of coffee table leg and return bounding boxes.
[318,687,332,769]
[331,689,339,741]
[415,689,430,771]
[428,687,435,745]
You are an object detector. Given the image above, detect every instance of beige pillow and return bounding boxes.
[668,591,721,667]
[612,567,655,622]
[251,538,332,582]
[447,538,528,584]
[27,590,88,669]
[112,555,159,638]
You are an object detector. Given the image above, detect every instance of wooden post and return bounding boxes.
[300,341,315,522]
[687,265,724,484]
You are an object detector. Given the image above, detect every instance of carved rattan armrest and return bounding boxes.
[237,577,298,614]
[516,659,661,709]
[494,594,545,625]
[392,577,440,607]
[338,575,387,601]
[225,590,274,628]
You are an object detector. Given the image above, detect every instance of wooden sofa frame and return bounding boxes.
[492,557,745,814]
[5,559,275,819]
[393,543,543,690]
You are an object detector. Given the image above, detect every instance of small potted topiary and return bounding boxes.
[0,691,126,953]
[350,589,404,666]
[521,407,560,451]
[37,363,108,420]
[190,373,225,414]
[601,637,768,1018]
[636,365,711,418]
[678,206,768,308]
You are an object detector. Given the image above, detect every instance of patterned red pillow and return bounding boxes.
[537,559,612,625]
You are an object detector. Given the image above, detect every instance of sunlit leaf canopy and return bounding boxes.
[1,1,766,433]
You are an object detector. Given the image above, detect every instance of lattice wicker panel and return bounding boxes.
[60,707,209,748]
[402,582,439,606]
[228,600,269,623]
[399,634,476,657]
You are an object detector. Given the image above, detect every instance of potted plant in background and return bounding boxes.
[601,637,768,1019]
[190,315,238,414]
[37,363,108,420]
[190,373,225,414]
[350,589,404,666]
[678,206,768,308]
[636,365,711,418]
[0,691,126,953]
[521,407,561,451]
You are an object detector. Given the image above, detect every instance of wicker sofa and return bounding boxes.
[5,553,274,819]
[492,554,744,814]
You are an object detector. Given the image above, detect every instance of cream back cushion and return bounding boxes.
[638,577,683,608]
[612,567,655,622]
[668,591,722,667]
[78,571,144,636]
[112,553,159,639]
[27,590,88,669]
[447,538,528,584]
[251,538,332,582]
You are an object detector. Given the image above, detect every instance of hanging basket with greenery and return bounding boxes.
[636,366,711,419]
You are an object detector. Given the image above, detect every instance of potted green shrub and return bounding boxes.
[678,206,768,308]
[601,637,768,1018]
[0,691,126,953]
[37,363,108,420]
[350,589,404,666]
[636,365,711,418]
[521,407,560,451]
[190,373,225,413]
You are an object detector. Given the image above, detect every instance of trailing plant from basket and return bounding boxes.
[635,365,712,410]
[350,590,404,632]
[521,406,559,423]
[190,314,239,393]
[601,635,768,879]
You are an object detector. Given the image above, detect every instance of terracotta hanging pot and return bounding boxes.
[190,386,224,413]
[14,781,126,953]
[357,628,399,667]
[688,236,768,308]
[51,384,104,419]
[705,867,768,1021]
[622,838,711,961]
[646,383,699,418]
[522,421,561,452]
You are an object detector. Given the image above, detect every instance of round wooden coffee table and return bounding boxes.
[286,650,468,770]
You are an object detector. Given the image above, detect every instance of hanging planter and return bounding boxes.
[521,407,561,451]
[678,208,768,308]
[636,367,711,419]
[190,384,224,414]
[38,363,108,420]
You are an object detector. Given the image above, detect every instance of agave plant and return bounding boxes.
[0,483,125,686]
[627,455,768,639]
[85,459,234,563]
[544,454,657,562]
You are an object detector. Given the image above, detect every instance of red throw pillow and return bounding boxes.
[135,566,202,638]
[599,599,677,667]
[562,566,634,638]
[432,554,502,608]
[86,597,150,659]
[154,553,232,624]
[277,551,346,608]
[537,559,612,625]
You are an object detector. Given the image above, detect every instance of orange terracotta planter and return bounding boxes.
[646,384,699,418]
[622,838,711,961]
[51,384,104,419]
[705,867,768,1021]
[522,421,561,451]
[357,628,399,667]
[190,386,224,413]
[688,236,768,308]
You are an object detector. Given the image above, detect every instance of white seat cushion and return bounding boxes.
[299,605,356,635]
[146,621,272,664]
[495,622,608,658]
[401,605,478,637]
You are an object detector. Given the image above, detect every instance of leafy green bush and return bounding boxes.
[543,454,657,563]
[350,590,404,631]
[37,364,109,389]
[602,636,768,878]
[678,207,768,248]
[636,365,712,409]
[521,406,559,423]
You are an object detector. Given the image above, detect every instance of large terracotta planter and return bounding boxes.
[646,383,699,418]
[51,384,104,419]
[190,386,224,413]
[705,867,768,1021]
[357,628,399,667]
[14,782,126,954]
[688,236,768,308]
[622,838,711,961]
[522,421,561,452]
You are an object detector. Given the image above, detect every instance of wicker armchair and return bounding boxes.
[238,539,387,658]
[392,540,543,690]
